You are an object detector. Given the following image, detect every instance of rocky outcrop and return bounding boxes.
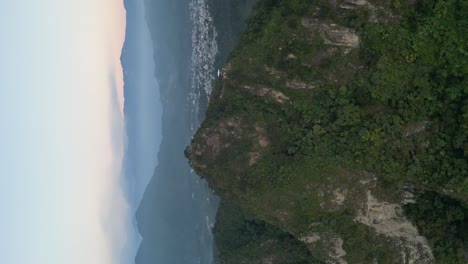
[300,232,348,264]
[355,191,435,264]
[299,233,321,244]
[242,85,290,104]
[301,18,360,50]
[337,0,403,23]
[187,116,271,181]
[285,80,315,89]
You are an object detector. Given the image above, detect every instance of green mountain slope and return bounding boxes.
[187,0,467,262]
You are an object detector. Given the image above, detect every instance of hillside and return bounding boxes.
[187,0,468,263]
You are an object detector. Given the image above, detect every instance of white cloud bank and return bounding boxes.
[0,0,133,263]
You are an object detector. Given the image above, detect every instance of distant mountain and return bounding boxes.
[134,0,251,263]
[121,0,162,209]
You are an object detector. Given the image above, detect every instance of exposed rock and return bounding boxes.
[262,256,276,264]
[359,171,378,187]
[264,65,285,79]
[301,18,360,49]
[285,80,315,89]
[243,85,290,104]
[255,125,270,147]
[332,188,347,205]
[403,121,428,137]
[344,0,367,6]
[402,190,416,204]
[188,118,272,178]
[355,191,434,263]
[339,0,369,9]
[330,237,347,264]
[189,117,243,162]
[339,3,357,9]
[249,152,261,166]
[274,209,291,223]
[286,53,297,59]
[301,232,347,264]
[338,0,402,23]
[300,233,321,243]
[265,65,282,75]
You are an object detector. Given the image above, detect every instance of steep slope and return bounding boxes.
[188,0,467,263]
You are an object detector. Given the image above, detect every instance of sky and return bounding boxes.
[0,0,131,263]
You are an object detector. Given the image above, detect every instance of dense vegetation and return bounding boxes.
[190,0,467,262]
[214,200,322,264]
[405,192,468,263]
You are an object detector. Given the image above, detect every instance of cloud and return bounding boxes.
[0,1,133,263]
[102,74,141,264]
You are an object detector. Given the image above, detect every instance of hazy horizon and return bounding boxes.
[0,0,130,263]
[1,0,245,262]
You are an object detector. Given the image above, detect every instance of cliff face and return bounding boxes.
[188,0,467,263]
